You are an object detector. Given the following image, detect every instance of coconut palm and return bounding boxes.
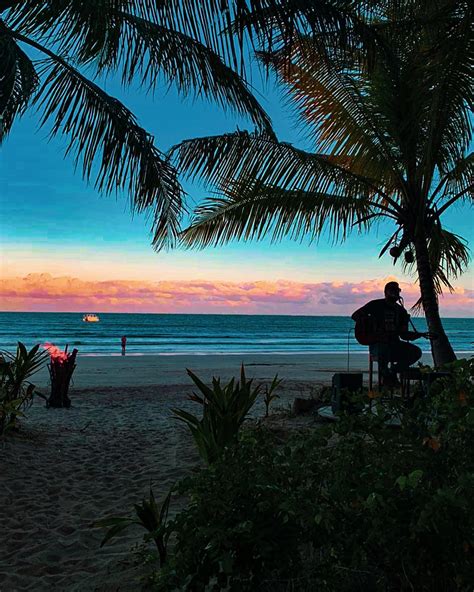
[0,0,273,248]
[172,0,473,366]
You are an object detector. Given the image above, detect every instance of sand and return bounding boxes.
[32,352,434,389]
[0,352,435,591]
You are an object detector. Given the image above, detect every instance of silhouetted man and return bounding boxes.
[351,281,424,387]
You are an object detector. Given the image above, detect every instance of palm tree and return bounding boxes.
[0,0,272,248]
[172,0,473,366]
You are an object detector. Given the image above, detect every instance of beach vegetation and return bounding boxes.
[114,359,473,591]
[0,342,48,435]
[96,486,172,569]
[0,1,271,249]
[171,0,472,367]
[172,366,268,465]
[262,373,282,417]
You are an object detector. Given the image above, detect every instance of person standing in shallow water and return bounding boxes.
[121,335,127,356]
[351,281,427,387]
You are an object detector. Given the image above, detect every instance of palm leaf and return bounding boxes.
[431,152,474,209]
[10,31,186,249]
[171,130,399,213]
[257,39,403,192]
[0,26,37,141]
[108,12,272,133]
[404,227,470,296]
[180,178,374,248]
[6,0,250,75]
[7,3,272,133]
[418,3,473,190]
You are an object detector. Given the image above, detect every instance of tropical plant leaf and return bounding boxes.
[404,227,470,297]
[171,130,400,215]
[432,152,474,211]
[108,12,272,133]
[418,4,473,187]
[0,26,38,142]
[179,178,375,248]
[173,366,262,464]
[257,38,403,192]
[9,34,186,249]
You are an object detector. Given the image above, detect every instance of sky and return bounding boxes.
[0,63,472,316]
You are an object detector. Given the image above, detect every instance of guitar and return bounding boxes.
[354,315,379,346]
[354,315,437,346]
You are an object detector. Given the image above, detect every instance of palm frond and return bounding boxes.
[172,130,399,215]
[431,152,474,207]
[404,227,470,295]
[12,32,185,249]
[418,2,473,192]
[180,178,374,249]
[109,12,272,133]
[6,2,272,132]
[257,39,403,192]
[6,0,250,74]
[0,28,38,141]
[0,26,17,116]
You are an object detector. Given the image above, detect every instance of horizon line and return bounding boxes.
[1,310,473,319]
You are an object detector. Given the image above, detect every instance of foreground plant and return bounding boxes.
[99,360,473,590]
[263,373,282,418]
[155,359,474,591]
[172,365,269,465]
[0,342,48,435]
[95,486,172,568]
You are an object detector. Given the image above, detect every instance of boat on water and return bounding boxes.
[83,313,100,323]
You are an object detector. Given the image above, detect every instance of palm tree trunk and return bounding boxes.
[414,236,456,367]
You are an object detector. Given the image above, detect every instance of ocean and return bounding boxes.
[0,312,472,356]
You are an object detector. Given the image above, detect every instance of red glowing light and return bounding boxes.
[43,342,69,363]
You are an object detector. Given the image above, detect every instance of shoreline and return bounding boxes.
[76,349,473,356]
[31,351,448,389]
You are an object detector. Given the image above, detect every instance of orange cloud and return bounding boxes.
[0,273,472,316]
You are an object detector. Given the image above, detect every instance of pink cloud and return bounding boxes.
[0,273,472,316]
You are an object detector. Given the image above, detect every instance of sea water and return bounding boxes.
[0,312,472,356]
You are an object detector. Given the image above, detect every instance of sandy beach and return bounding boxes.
[0,352,436,591]
[32,351,435,389]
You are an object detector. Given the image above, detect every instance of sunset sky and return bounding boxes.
[1,74,472,316]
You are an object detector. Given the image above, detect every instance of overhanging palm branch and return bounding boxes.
[180,179,374,248]
[430,153,474,210]
[110,13,272,132]
[0,0,280,247]
[172,130,401,218]
[6,3,273,132]
[257,40,404,192]
[13,34,185,248]
[0,24,37,140]
[418,4,473,192]
[406,228,470,312]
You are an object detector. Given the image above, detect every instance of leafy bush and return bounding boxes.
[154,359,474,591]
[0,342,48,435]
[172,366,269,465]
